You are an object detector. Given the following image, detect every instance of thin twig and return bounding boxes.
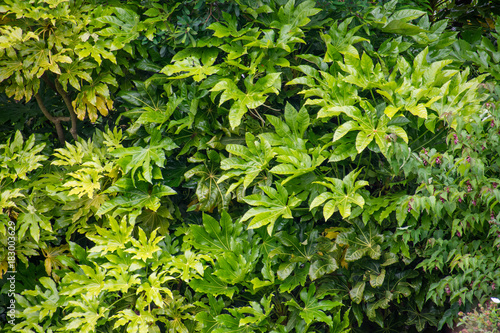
[250,108,266,126]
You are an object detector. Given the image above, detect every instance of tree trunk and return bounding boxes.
[34,93,70,145]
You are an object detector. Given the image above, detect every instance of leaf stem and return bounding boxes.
[410,128,430,148]
[413,129,446,151]
[105,293,136,312]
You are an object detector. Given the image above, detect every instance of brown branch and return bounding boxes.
[55,79,78,141]
[34,93,70,145]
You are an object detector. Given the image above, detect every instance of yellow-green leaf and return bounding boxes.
[407,104,427,119]
[384,105,401,118]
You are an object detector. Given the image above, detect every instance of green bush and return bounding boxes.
[1,1,500,332]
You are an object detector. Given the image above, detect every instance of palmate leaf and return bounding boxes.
[322,17,368,61]
[208,11,259,38]
[0,189,23,211]
[273,230,339,286]
[41,244,70,279]
[274,230,318,263]
[74,39,117,65]
[0,131,47,181]
[125,228,164,262]
[136,271,174,307]
[185,150,229,212]
[376,48,462,121]
[364,0,427,36]
[61,264,107,297]
[336,219,384,262]
[211,295,274,332]
[310,169,368,220]
[431,68,487,126]
[111,129,178,183]
[260,103,310,153]
[279,266,309,293]
[331,102,408,157]
[119,80,183,125]
[26,277,62,319]
[190,211,259,285]
[102,262,142,294]
[288,65,360,119]
[136,206,173,236]
[195,295,225,333]
[270,146,326,185]
[285,283,342,327]
[263,0,320,52]
[87,216,134,256]
[17,204,53,243]
[157,296,195,333]
[169,249,210,282]
[58,60,95,91]
[161,48,220,82]
[51,139,92,166]
[210,73,281,128]
[62,294,109,333]
[97,178,176,223]
[271,0,320,30]
[112,302,157,333]
[219,132,275,191]
[97,7,144,52]
[189,268,239,298]
[241,183,302,235]
[214,248,260,285]
[190,211,244,253]
[339,52,385,90]
[63,163,107,199]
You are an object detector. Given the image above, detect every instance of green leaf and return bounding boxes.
[333,120,359,142]
[87,216,133,255]
[370,269,386,288]
[191,211,242,253]
[97,181,176,221]
[384,105,402,118]
[279,267,309,293]
[311,169,368,219]
[125,228,164,262]
[285,283,342,327]
[161,50,220,82]
[190,268,239,298]
[337,220,384,261]
[111,130,178,183]
[220,133,275,189]
[355,131,373,154]
[195,295,225,333]
[381,20,427,35]
[210,74,281,128]
[349,281,366,304]
[309,255,339,281]
[270,146,326,185]
[242,184,301,235]
[408,104,427,119]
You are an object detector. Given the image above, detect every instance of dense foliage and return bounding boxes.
[1,0,500,332]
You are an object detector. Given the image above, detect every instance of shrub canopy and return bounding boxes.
[1,0,500,332]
